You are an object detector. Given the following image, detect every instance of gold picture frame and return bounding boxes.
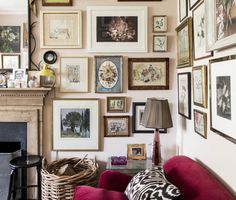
[107,96,127,113]
[42,0,72,6]
[127,144,146,160]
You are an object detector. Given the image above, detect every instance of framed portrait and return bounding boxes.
[153,15,167,33]
[53,99,100,150]
[87,6,147,52]
[42,0,72,6]
[95,56,122,93]
[40,11,82,48]
[176,17,193,68]
[127,144,146,160]
[60,57,88,93]
[177,72,191,119]
[210,55,236,144]
[189,0,201,10]
[153,35,167,52]
[194,109,207,139]
[179,0,188,22]
[107,96,127,113]
[1,55,20,69]
[193,1,212,60]
[128,58,169,90]
[27,70,40,88]
[104,116,130,137]
[192,65,207,108]
[0,26,20,53]
[12,69,26,80]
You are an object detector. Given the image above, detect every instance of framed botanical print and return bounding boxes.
[53,99,100,150]
[42,0,72,6]
[194,109,207,139]
[189,0,201,10]
[177,72,191,119]
[127,144,146,160]
[210,55,236,144]
[176,17,193,68]
[192,65,207,108]
[179,0,188,22]
[152,15,167,33]
[153,35,167,52]
[128,58,169,90]
[95,56,122,93]
[60,57,88,93]
[1,55,20,69]
[40,11,82,48]
[107,96,127,113]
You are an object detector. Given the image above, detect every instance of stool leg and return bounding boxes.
[37,165,41,200]
[7,169,15,200]
[12,169,18,200]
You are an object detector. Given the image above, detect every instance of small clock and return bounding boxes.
[43,50,57,64]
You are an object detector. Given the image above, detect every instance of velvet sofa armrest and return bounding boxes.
[98,170,133,192]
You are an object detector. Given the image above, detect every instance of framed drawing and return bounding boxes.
[178,72,191,119]
[40,11,82,48]
[53,99,100,150]
[153,35,167,52]
[210,55,236,144]
[12,69,26,80]
[42,0,72,6]
[95,56,122,93]
[189,0,200,10]
[127,144,146,160]
[107,96,127,113]
[179,0,188,22]
[192,65,207,108]
[1,55,20,69]
[104,116,130,137]
[194,109,207,139]
[176,17,193,68]
[193,1,212,60]
[87,6,147,52]
[152,15,167,33]
[128,58,169,90]
[0,26,20,53]
[60,57,88,93]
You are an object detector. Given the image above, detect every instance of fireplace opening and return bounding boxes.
[0,142,21,152]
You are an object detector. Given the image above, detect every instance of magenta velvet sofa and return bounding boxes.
[73,156,235,200]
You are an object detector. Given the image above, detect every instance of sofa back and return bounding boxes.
[163,156,235,200]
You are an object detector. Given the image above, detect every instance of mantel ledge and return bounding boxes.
[0,88,52,97]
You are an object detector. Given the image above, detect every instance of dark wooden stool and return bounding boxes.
[7,155,42,200]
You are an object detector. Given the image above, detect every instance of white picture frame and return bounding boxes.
[1,55,20,69]
[12,68,26,80]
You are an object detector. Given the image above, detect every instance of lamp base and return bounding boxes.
[152,129,161,165]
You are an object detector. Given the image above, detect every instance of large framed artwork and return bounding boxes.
[60,57,88,93]
[210,55,236,144]
[194,109,207,139]
[178,72,191,119]
[128,58,169,90]
[53,99,100,150]
[95,56,122,93]
[40,11,82,48]
[192,65,207,108]
[179,0,188,22]
[87,6,147,52]
[176,17,193,68]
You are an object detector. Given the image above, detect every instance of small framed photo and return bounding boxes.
[95,56,122,93]
[128,57,169,90]
[179,0,188,22]
[153,15,167,33]
[194,109,207,139]
[12,68,26,80]
[42,0,72,6]
[127,144,146,160]
[153,35,167,52]
[60,57,88,93]
[1,55,20,69]
[107,96,127,113]
[104,116,130,137]
[27,71,40,88]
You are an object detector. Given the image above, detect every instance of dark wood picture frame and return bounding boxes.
[189,0,201,10]
[107,96,127,113]
[42,0,72,6]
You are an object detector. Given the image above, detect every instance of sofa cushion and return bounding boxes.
[125,167,181,200]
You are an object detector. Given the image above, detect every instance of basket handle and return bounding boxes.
[74,154,88,168]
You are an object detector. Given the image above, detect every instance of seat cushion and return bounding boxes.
[73,186,128,200]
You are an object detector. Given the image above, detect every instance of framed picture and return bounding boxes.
[104,116,130,137]
[206,0,236,51]
[95,56,122,93]
[12,68,26,80]
[42,0,72,6]
[22,23,28,48]
[118,0,161,1]
[153,15,167,33]
[60,57,88,93]
[53,99,100,150]
[177,72,191,119]
[189,0,200,10]
[40,11,82,48]
[192,1,212,60]
[192,65,207,108]
[0,26,21,53]
[87,6,147,52]
[107,96,127,113]
[1,55,20,69]
[0,70,12,88]
[27,70,40,88]
[153,35,167,52]
[127,144,146,160]
[128,58,169,90]
[210,55,236,144]
[194,109,207,139]
[179,0,188,22]
[176,17,193,68]
[21,51,29,69]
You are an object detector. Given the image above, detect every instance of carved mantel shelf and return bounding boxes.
[0,88,51,98]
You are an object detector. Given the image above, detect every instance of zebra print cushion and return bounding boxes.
[125,167,181,200]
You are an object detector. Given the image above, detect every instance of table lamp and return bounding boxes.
[140,98,173,165]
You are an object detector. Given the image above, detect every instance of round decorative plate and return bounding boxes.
[43,50,57,64]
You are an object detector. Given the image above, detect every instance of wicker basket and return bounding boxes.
[41,157,99,200]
